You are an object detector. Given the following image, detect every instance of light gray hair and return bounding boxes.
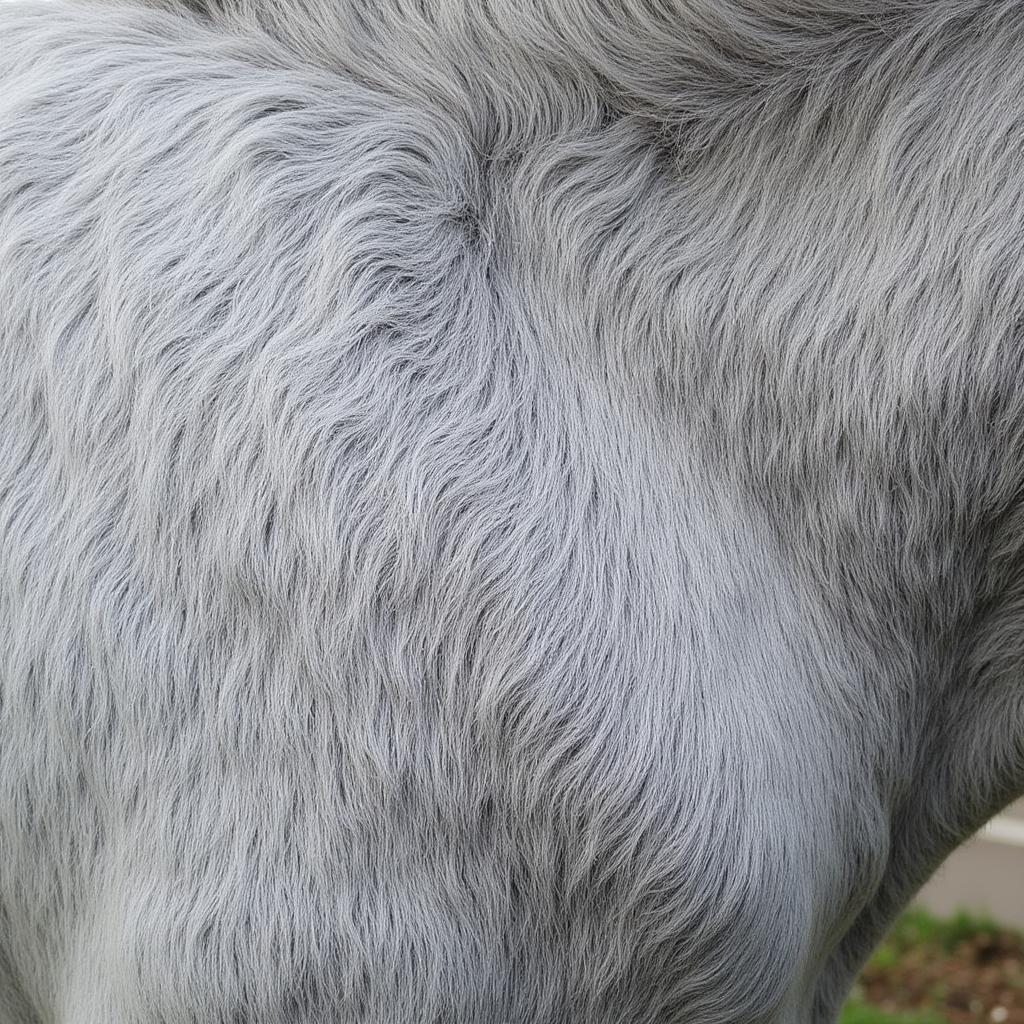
[1,1,1023,1021]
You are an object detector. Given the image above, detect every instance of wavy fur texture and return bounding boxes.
[1,1,1024,1021]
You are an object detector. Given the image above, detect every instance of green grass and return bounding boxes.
[877,906,1006,956]
[838,1000,946,1024]
[836,905,1017,1024]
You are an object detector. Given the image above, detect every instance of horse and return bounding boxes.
[1,1,1023,1020]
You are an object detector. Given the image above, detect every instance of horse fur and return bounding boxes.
[1,1,1023,1020]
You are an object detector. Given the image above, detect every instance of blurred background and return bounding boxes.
[919,801,1024,929]
[842,800,1024,1024]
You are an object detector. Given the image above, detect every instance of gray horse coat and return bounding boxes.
[1,1,1023,1021]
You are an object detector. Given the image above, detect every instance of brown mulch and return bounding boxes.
[858,930,1024,1023]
